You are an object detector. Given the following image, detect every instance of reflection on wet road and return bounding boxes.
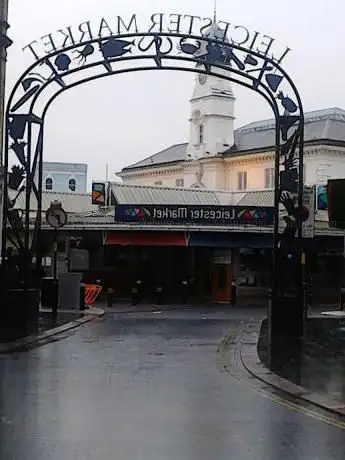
[0,309,344,460]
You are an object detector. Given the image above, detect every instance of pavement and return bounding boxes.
[0,307,345,459]
[240,315,345,416]
[0,307,104,353]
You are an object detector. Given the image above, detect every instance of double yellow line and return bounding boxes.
[217,335,345,430]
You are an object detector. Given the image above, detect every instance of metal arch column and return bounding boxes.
[2,112,43,292]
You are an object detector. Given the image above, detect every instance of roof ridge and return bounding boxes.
[238,107,345,132]
[321,118,331,139]
[121,108,345,172]
[122,142,188,171]
[111,181,217,193]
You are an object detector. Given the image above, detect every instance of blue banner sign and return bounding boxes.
[115,204,274,226]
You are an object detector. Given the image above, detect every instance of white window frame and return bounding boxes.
[237,171,247,191]
[198,124,204,144]
[69,177,76,191]
[45,177,53,190]
[175,178,184,187]
[264,168,275,188]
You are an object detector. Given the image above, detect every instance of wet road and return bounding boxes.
[0,309,344,460]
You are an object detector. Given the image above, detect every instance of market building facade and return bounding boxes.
[12,181,342,306]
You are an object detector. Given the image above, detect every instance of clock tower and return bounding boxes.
[186,22,236,161]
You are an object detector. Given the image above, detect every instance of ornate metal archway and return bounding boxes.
[2,29,305,337]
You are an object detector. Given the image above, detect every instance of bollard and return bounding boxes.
[156,286,163,305]
[131,287,138,305]
[302,281,308,323]
[107,288,113,307]
[231,280,237,306]
[182,280,188,305]
[131,280,142,305]
[340,288,345,311]
[306,277,313,307]
[79,283,86,311]
[136,280,142,303]
[52,279,58,318]
[267,288,272,305]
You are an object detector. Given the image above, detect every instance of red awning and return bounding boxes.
[104,231,188,246]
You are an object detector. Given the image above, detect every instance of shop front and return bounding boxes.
[34,183,345,306]
[101,229,274,304]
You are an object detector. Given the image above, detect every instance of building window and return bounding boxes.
[237,171,247,191]
[45,177,53,190]
[264,168,275,188]
[69,178,76,191]
[175,179,184,187]
[198,124,204,144]
[154,181,162,186]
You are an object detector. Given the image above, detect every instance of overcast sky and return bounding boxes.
[6,0,345,186]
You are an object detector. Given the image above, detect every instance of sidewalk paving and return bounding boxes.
[258,316,345,405]
[0,307,103,345]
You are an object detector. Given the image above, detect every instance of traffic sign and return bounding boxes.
[46,201,67,229]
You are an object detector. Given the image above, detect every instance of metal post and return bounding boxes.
[267,287,273,345]
[271,118,281,337]
[53,229,58,281]
[301,251,308,334]
[0,0,10,162]
[297,128,305,334]
[105,164,109,208]
[52,229,58,316]
[23,122,32,292]
[0,0,11,273]
[341,230,345,311]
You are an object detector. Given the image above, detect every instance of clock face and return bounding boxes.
[198,74,207,85]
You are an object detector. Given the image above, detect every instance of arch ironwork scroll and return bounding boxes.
[2,30,305,330]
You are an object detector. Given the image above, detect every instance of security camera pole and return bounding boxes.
[0,0,12,263]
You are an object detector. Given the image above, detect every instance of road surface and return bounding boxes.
[0,308,344,459]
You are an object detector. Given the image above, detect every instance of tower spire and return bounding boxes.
[213,0,217,23]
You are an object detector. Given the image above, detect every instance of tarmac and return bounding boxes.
[1,301,345,420]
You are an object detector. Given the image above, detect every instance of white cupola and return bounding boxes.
[186,21,236,160]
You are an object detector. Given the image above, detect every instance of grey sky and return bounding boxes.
[6,0,345,186]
